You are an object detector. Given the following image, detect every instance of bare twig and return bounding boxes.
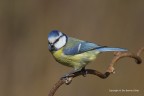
[48,47,143,96]
[137,47,144,56]
[48,79,65,96]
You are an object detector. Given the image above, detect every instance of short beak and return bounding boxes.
[48,44,51,51]
[48,44,55,51]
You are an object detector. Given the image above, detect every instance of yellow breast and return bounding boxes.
[52,48,100,70]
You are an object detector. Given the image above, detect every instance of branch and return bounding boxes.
[48,47,144,96]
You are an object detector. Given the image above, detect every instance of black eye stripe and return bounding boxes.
[55,38,60,42]
[53,38,59,44]
[54,35,64,44]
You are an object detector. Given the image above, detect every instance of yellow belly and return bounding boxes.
[52,48,100,70]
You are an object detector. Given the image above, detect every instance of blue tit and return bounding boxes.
[48,30,127,76]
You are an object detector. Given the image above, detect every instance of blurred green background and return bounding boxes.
[0,0,144,96]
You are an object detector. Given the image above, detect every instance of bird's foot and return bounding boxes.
[80,67,87,77]
[60,70,76,80]
[60,68,87,79]
[60,67,88,81]
[61,73,74,79]
[60,74,73,85]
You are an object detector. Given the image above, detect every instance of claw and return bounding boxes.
[60,67,87,79]
[60,73,74,79]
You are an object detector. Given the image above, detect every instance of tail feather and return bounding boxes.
[96,47,127,52]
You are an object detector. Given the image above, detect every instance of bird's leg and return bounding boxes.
[80,67,87,77]
[61,70,79,79]
[61,67,87,79]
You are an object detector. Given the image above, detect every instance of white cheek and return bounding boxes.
[54,36,66,50]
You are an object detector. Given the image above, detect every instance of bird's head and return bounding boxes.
[48,30,67,51]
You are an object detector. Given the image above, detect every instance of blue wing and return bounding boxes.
[63,41,101,55]
[63,37,127,55]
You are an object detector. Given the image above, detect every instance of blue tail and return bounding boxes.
[96,47,127,52]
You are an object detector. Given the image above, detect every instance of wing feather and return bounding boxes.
[63,37,100,55]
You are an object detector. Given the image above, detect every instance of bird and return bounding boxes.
[48,30,127,77]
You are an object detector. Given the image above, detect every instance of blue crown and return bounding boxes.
[48,30,60,38]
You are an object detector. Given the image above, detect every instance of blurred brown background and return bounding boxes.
[0,0,144,96]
